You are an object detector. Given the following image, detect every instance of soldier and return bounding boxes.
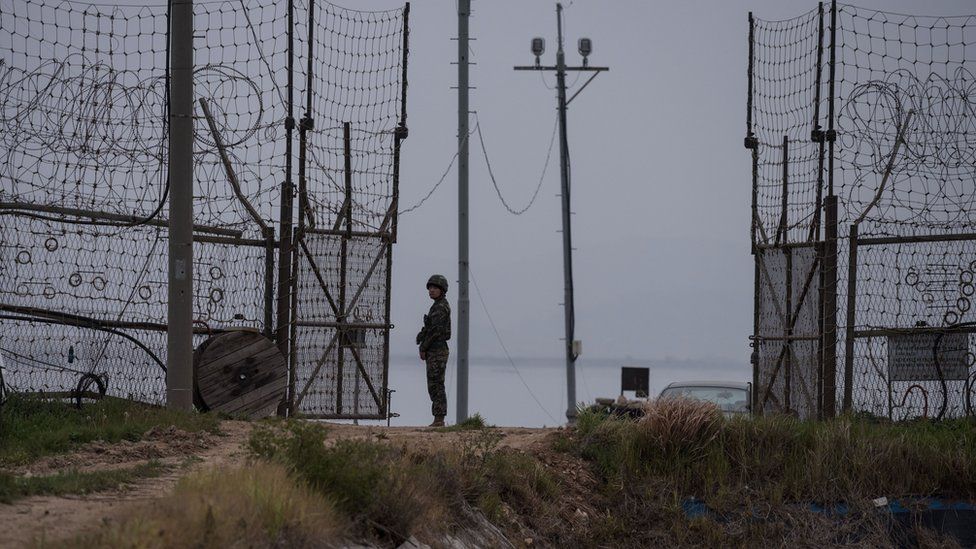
[416,274,451,427]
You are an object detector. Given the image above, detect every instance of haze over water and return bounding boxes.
[380,355,749,427]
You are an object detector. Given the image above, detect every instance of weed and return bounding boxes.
[456,426,503,467]
[575,406,609,438]
[434,412,490,432]
[248,421,443,545]
[247,420,561,545]
[550,430,575,453]
[0,461,167,504]
[62,462,344,548]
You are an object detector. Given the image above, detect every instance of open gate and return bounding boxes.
[281,3,409,419]
[289,125,400,418]
[748,129,835,419]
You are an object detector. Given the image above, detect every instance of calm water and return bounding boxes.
[0,347,748,428]
[378,355,750,427]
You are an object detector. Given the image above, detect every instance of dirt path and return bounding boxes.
[0,421,251,548]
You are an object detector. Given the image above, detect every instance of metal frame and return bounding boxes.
[843,232,976,419]
[748,2,839,419]
[284,3,409,420]
[751,0,976,419]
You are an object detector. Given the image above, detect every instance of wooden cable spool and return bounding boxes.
[193,330,286,418]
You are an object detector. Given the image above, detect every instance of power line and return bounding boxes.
[469,266,558,424]
[474,113,557,216]
[400,115,556,216]
[398,127,474,215]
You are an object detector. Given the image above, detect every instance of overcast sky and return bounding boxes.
[333,0,976,363]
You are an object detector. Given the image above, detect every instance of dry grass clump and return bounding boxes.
[64,461,344,548]
[639,397,723,459]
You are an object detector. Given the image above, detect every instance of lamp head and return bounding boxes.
[578,37,592,66]
[532,37,545,66]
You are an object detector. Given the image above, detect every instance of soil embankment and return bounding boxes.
[0,422,582,547]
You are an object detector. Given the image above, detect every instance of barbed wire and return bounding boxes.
[753,3,976,420]
[0,0,406,415]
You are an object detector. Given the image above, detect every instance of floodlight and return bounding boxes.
[532,37,545,57]
[578,37,592,66]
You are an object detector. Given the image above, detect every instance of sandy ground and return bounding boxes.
[0,421,594,548]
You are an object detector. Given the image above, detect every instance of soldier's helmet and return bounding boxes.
[426,274,449,294]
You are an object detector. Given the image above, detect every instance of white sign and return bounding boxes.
[887,332,969,382]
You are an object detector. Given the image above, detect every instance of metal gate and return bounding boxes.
[289,124,400,418]
[753,244,822,417]
[279,3,410,419]
[746,5,837,420]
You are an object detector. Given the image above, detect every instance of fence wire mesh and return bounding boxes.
[0,0,407,418]
[290,1,407,418]
[751,2,976,419]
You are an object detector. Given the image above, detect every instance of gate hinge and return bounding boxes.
[744,134,758,150]
[811,128,825,143]
[284,116,296,131]
[300,116,314,131]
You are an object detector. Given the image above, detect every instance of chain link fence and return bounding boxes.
[749,2,976,420]
[0,0,408,419]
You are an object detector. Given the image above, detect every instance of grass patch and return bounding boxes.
[576,400,976,504]
[570,398,976,546]
[248,420,559,545]
[63,462,344,548]
[249,421,445,544]
[434,412,490,432]
[550,431,575,453]
[0,461,167,504]
[0,394,219,467]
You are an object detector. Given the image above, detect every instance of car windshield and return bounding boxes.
[660,386,749,412]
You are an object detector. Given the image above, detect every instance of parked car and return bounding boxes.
[658,381,751,415]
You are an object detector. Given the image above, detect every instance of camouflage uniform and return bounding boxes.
[417,275,451,419]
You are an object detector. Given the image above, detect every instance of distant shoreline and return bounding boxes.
[389,354,749,369]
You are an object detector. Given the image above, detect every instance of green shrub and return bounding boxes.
[248,420,561,544]
[248,421,441,544]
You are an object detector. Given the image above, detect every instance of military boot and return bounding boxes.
[429,416,445,428]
